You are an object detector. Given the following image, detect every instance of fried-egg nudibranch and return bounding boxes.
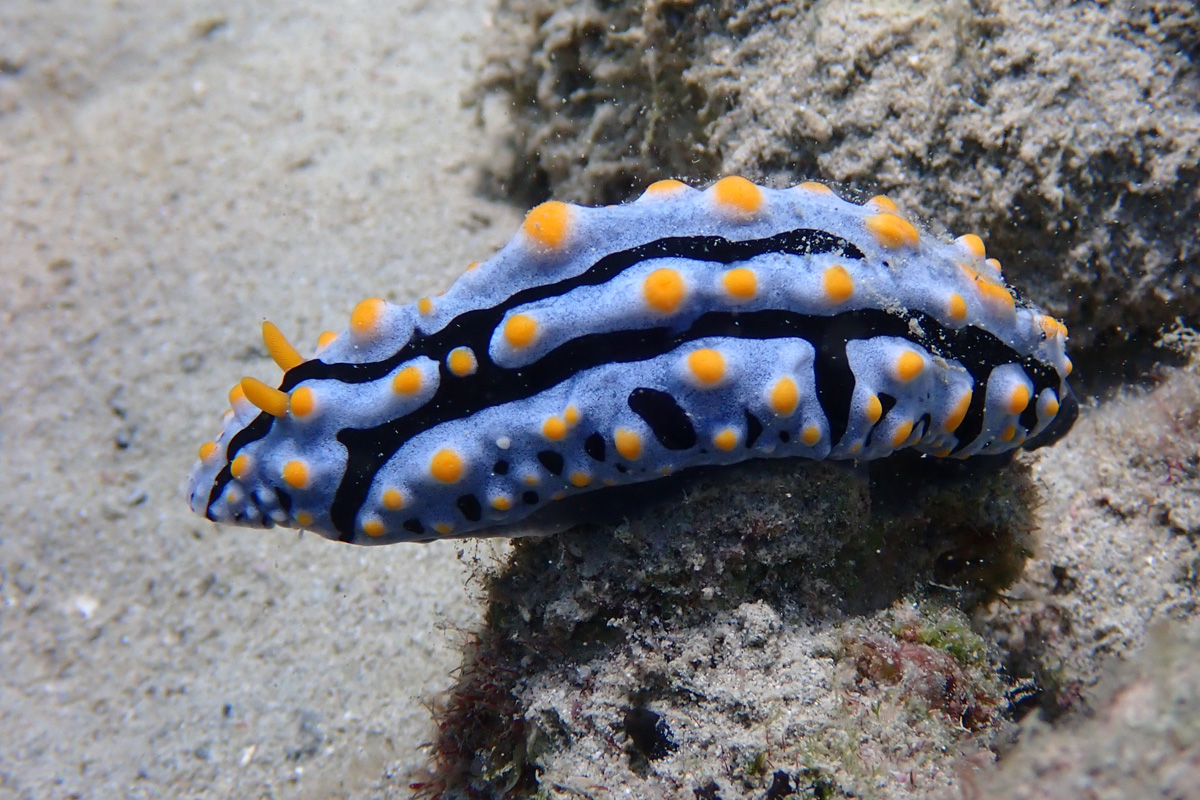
[187,177,1077,544]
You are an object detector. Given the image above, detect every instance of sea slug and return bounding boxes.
[187,177,1077,544]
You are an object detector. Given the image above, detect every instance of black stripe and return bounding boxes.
[584,432,607,462]
[207,228,1061,541]
[744,410,763,448]
[536,451,565,476]
[207,227,864,519]
[628,388,698,450]
[326,308,1059,539]
[456,494,482,522]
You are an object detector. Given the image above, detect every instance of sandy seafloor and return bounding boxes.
[3,2,1200,800]
[0,1,517,797]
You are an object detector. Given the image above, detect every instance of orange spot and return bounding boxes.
[948,293,968,323]
[417,297,434,315]
[363,519,386,537]
[295,511,313,527]
[262,321,303,371]
[430,449,463,483]
[614,429,642,460]
[282,460,308,489]
[240,377,289,417]
[490,495,512,511]
[867,195,898,214]
[465,261,481,272]
[890,420,914,449]
[290,386,316,418]
[986,257,1003,274]
[1043,395,1061,418]
[865,213,920,249]
[1063,357,1073,377]
[798,181,833,195]
[713,428,739,451]
[976,280,1015,311]
[504,314,538,349]
[564,405,580,426]
[198,441,219,463]
[392,365,422,395]
[712,176,763,218]
[382,488,404,510]
[687,348,726,386]
[961,264,1015,311]
[1040,316,1068,340]
[865,394,883,424]
[228,382,247,407]
[643,268,686,313]
[434,522,453,536]
[801,426,821,446]
[823,265,854,303]
[542,416,567,441]
[569,472,591,488]
[644,179,688,196]
[944,391,973,433]
[895,350,925,382]
[231,454,251,480]
[447,347,477,377]
[1008,384,1031,415]
[770,377,799,416]
[956,234,986,259]
[1001,425,1017,442]
[350,298,387,337]
[721,268,758,300]
[522,201,571,251]
[316,331,338,350]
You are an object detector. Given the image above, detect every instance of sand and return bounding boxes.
[1,1,512,797]
[5,1,1200,798]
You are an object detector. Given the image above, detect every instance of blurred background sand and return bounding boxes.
[0,1,514,796]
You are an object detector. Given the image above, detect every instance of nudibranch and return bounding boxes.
[187,177,1076,544]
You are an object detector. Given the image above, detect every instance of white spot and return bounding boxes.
[495,436,511,450]
[72,596,99,618]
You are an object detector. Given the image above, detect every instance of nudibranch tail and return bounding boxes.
[186,178,1076,544]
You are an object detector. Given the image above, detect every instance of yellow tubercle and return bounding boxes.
[614,429,642,460]
[713,428,739,451]
[504,314,538,349]
[770,377,799,416]
[382,488,405,510]
[522,201,572,251]
[643,179,688,196]
[282,460,309,489]
[430,449,464,483]
[864,393,883,424]
[687,348,726,386]
[712,176,764,218]
[955,234,986,259]
[392,366,423,395]
[289,386,316,418]
[823,265,854,303]
[350,298,387,338]
[722,267,758,300]
[240,376,289,417]
[198,441,219,464]
[261,321,304,371]
[643,268,686,313]
[866,195,898,214]
[865,213,920,249]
